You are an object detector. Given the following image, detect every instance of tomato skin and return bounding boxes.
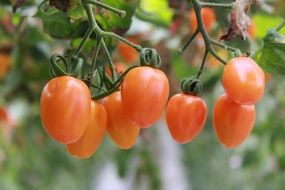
[67,101,107,159]
[102,91,140,149]
[166,93,207,144]
[117,38,139,64]
[222,57,265,105]
[213,94,255,148]
[121,66,169,127]
[0,53,10,80]
[40,76,91,144]
[189,8,216,32]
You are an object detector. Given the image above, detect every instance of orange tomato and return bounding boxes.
[247,22,256,39]
[166,93,207,144]
[213,94,255,148]
[106,62,127,78]
[121,66,169,127]
[0,107,16,142]
[67,101,107,159]
[222,57,265,105]
[0,53,11,80]
[117,37,139,64]
[189,8,216,32]
[102,91,140,149]
[40,76,91,144]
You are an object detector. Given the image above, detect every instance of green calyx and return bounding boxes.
[140,48,161,68]
[180,77,203,95]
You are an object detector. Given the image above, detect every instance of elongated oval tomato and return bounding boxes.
[166,93,207,144]
[121,66,169,127]
[222,57,265,105]
[102,91,140,149]
[213,94,256,148]
[67,101,107,159]
[189,8,216,32]
[40,76,91,144]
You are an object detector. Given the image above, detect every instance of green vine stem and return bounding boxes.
[199,1,235,9]
[86,0,126,17]
[180,0,241,67]
[276,19,285,31]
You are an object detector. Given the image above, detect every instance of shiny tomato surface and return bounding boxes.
[102,91,140,149]
[213,94,256,148]
[40,76,91,144]
[166,93,207,144]
[121,66,169,127]
[67,101,107,159]
[222,57,265,105]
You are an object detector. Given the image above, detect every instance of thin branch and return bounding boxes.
[86,0,126,17]
[210,39,238,52]
[196,50,208,79]
[179,29,199,54]
[276,19,285,31]
[200,2,235,9]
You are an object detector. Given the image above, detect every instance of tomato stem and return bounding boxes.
[86,0,126,17]
[196,50,208,79]
[200,2,235,9]
[276,19,285,31]
[179,29,199,54]
[210,39,238,52]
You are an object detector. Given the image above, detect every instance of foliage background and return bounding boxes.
[0,0,285,189]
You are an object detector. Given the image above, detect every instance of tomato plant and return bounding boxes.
[121,66,169,127]
[40,76,91,144]
[222,57,265,105]
[213,94,256,148]
[67,100,107,159]
[166,93,207,144]
[102,91,140,149]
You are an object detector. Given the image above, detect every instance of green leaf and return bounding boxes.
[95,0,140,35]
[256,29,285,75]
[35,7,85,39]
[252,14,285,38]
[140,0,173,25]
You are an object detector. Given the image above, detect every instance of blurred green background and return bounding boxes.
[0,0,285,190]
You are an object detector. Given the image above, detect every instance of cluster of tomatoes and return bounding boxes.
[40,53,265,159]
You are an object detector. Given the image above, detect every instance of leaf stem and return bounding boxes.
[200,2,235,9]
[86,0,126,17]
[179,29,199,54]
[210,39,238,52]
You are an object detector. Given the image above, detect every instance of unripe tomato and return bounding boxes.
[102,91,140,149]
[222,57,265,105]
[67,101,107,159]
[189,8,216,32]
[121,66,169,127]
[213,94,255,148]
[0,53,11,80]
[117,37,139,64]
[166,93,207,144]
[40,76,91,144]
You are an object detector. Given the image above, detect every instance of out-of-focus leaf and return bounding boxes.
[252,14,285,38]
[95,0,140,35]
[35,7,85,39]
[140,0,173,26]
[256,30,285,75]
